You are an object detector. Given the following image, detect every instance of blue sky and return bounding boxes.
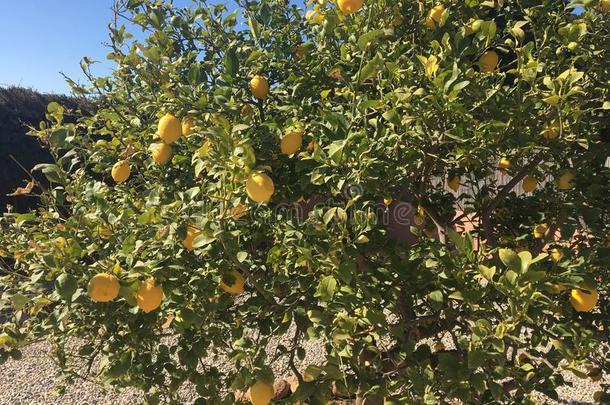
[0,2,116,94]
[0,1,192,94]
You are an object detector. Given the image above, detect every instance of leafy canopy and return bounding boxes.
[1,0,609,404]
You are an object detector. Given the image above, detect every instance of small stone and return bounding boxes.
[273,379,291,400]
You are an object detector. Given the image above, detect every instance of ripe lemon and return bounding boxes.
[281,129,303,155]
[246,171,275,203]
[111,160,131,184]
[88,273,120,302]
[250,75,270,100]
[570,287,598,312]
[183,226,201,252]
[136,278,164,313]
[533,223,548,239]
[448,175,460,192]
[429,5,445,23]
[479,50,499,73]
[149,142,173,165]
[425,5,444,30]
[337,0,364,14]
[498,158,511,170]
[249,379,274,405]
[549,247,563,263]
[182,117,195,136]
[220,270,246,295]
[556,171,575,190]
[383,197,393,206]
[522,175,537,193]
[157,113,182,144]
[542,121,560,139]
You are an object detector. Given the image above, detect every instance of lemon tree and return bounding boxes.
[1,0,609,403]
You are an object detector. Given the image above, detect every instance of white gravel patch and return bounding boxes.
[0,335,606,404]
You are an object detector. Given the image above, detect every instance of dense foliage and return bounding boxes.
[0,86,91,213]
[1,0,609,403]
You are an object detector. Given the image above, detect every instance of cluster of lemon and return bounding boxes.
[446,156,575,195]
[104,71,308,313]
[95,2,606,402]
[88,273,163,313]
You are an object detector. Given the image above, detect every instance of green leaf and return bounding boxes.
[358,53,383,84]
[315,276,337,302]
[236,251,248,263]
[358,29,384,51]
[427,290,444,310]
[223,47,238,80]
[248,15,259,42]
[517,251,532,273]
[55,273,77,300]
[499,248,521,272]
[468,349,486,369]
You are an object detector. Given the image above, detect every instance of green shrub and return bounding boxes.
[1,0,609,403]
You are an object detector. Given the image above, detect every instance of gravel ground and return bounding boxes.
[0,336,606,405]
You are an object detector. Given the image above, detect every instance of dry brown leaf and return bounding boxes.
[7,180,34,196]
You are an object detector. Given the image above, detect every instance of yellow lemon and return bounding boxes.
[250,75,270,100]
[88,273,120,303]
[479,50,499,73]
[111,160,131,184]
[157,113,182,144]
[570,287,598,312]
[150,142,173,165]
[542,121,560,139]
[549,247,563,263]
[448,175,460,192]
[383,197,393,206]
[533,223,548,239]
[220,270,246,295]
[556,171,575,190]
[281,129,303,155]
[498,158,511,170]
[183,226,201,252]
[246,171,275,203]
[136,278,164,313]
[522,175,537,193]
[337,0,364,14]
[182,117,195,136]
[249,379,274,405]
[429,5,445,23]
